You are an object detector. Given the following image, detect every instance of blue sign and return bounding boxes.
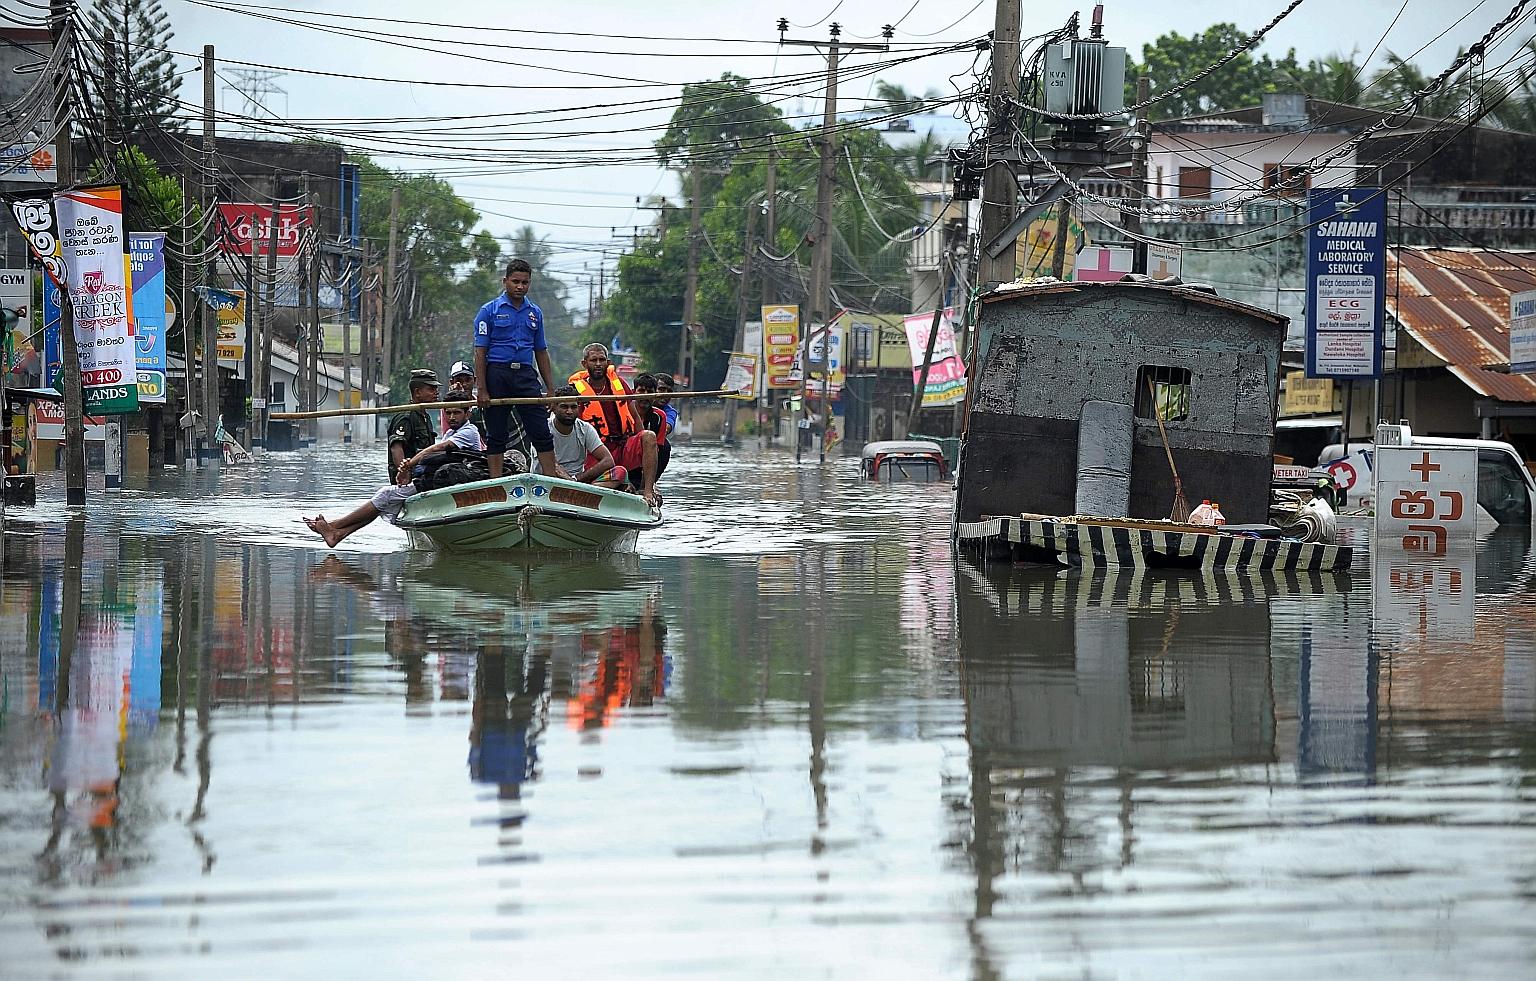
[42,276,60,388]
[129,232,168,403]
[1305,188,1387,379]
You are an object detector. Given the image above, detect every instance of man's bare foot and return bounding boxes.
[311,515,344,548]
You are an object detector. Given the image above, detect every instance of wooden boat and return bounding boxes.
[395,473,661,553]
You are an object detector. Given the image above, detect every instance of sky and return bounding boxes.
[146,0,1532,297]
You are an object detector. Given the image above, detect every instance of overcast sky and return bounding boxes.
[155,0,1531,295]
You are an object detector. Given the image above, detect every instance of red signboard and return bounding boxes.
[217,204,314,257]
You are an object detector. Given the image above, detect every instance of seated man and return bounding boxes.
[653,372,680,431]
[304,400,482,548]
[539,385,627,488]
[614,373,670,507]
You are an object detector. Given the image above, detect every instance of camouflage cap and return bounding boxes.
[408,368,440,389]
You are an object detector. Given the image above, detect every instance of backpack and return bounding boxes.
[412,449,490,492]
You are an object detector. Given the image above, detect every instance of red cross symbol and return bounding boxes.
[1410,451,1440,482]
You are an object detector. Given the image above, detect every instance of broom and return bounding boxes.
[1146,376,1192,522]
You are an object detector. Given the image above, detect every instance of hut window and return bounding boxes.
[1135,366,1191,422]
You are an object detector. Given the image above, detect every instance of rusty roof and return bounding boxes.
[983,279,1289,327]
[1388,247,1536,403]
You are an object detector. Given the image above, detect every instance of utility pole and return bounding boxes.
[51,0,86,504]
[724,205,757,446]
[381,186,400,394]
[180,174,197,468]
[201,44,220,463]
[1127,74,1151,274]
[976,0,1022,286]
[777,21,886,462]
[679,156,703,385]
[242,239,255,448]
[258,196,279,449]
[307,176,322,444]
[763,143,778,445]
[359,243,373,407]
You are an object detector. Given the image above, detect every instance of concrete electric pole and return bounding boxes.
[976,0,1022,287]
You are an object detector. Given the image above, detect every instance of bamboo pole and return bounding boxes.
[270,388,740,421]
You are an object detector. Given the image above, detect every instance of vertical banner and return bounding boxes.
[7,196,67,287]
[722,352,758,400]
[197,287,247,367]
[762,303,800,390]
[903,308,968,408]
[42,276,61,387]
[55,186,138,414]
[129,233,168,403]
[807,321,845,396]
[1305,188,1386,379]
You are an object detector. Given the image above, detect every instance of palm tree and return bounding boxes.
[1369,51,1479,118]
[1487,41,1536,133]
[1281,53,1366,104]
[892,131,947,181]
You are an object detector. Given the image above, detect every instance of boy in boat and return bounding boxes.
[568,342,637,458]
[538,385,626,487]
[613,372,669,507]
[304,396,483,548]
[653,372,680,431]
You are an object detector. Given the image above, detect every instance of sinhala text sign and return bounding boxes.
[1511,289,1536,373]
[1374,445,1477,557]
[56,186,138,415]
[1305,188,1385,380]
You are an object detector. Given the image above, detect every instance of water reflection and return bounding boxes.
[1,471,1534,973]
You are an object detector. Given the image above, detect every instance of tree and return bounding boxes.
[890,131,946,181]
[655,73,791,196]
[86,0,183,140]
[1280,53,1367,105]
[1370,49,1491,120]
[866,80,941,115]
[1138,24,1288,119]
[1487,42,1536,133]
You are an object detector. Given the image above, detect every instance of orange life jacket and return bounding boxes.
[569,367,637,442]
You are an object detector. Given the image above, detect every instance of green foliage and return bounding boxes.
[86,0,183,139]
[1137,23,1291,119]
[597,83,919,389]
[655,73,791,195]
[1280,53,1367,105]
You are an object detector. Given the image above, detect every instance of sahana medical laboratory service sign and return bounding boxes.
[1511,289,1536,374]
[1305,188,1386,380]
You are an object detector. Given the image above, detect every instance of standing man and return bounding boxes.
[568,342,636,457]
[473,259,560,479]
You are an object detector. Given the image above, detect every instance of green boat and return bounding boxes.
[394,473,662,553]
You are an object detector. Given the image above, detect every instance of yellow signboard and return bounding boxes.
[1282,374,1335,416]
[1016,205,1088,280]
[761,303,800,390]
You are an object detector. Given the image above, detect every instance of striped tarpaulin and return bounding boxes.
[957,517,1352,572]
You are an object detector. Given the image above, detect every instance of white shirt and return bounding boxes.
[445,420,481,452]
[539,417,603,475]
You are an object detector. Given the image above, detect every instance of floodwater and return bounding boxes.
[1,444,1533,978]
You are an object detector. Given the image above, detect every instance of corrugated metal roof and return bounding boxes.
[1389,247,1536,403]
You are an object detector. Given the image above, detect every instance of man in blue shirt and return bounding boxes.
[473,258,561,478]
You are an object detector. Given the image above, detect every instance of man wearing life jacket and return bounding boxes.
[568,343,636,455]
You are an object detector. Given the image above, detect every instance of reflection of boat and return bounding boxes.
[395,473,661,553]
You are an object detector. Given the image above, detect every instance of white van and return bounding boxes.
[1319,424,1535,526]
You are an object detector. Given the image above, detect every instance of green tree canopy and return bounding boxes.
[1137,23,1290,119]
[86,0,183,139]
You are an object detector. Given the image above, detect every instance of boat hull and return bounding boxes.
[395,473,660,554]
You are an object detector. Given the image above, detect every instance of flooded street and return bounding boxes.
[2,444,1534,977]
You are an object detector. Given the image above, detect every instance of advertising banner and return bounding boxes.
[722,352,758,400]
[1073,245,1135,283]
[1511,289,1536,374]
[903,308,967,408]
[42,275,60,386]
[8,196,67,287]
[806,322,844,397]
[216,203,313,257]
[0,143,57,183]
[129,232,168,403]
[55,185,138,414]
[198,287,247,367]
[1305,188,1386,379]
[1,268,34,374]
[761,303,800,390]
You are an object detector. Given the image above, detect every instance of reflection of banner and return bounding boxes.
[8,196,67,286]
[129,232,167,404]
[761,304,800,389]
[198,287,247,366]
[903,309,967,408]
[1372,549,1475,644]
[722,352,758,399]
[55,185,138,415]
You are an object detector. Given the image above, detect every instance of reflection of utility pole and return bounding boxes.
[778,20,889,463]
[976,0,1022,286]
